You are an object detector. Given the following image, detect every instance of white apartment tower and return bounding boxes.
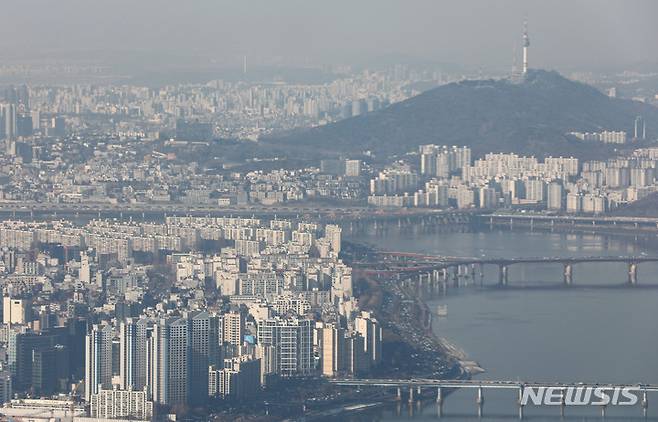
[119,318,150,391]
[222,311,244,347]
[151,317,189,406]
[324,225,342,255]
[354,311,382,365]
[188,311,220,405]
[85,324,114,402]
[257,317,313,376]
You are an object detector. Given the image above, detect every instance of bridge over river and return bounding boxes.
[480,213,658,231]
[330,378,658,418]
[358,253,658,286]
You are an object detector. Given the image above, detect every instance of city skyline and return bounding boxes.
[0,2,657,421]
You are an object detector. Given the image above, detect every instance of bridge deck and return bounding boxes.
[330,379,658,392]
[379,255,658,267]
[485,213,658,225]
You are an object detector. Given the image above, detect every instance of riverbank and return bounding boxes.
[354,268,478,380]
[300,267,481,421]
[340,238,483,381]
[305,269,474,421]
[340,228,658,420]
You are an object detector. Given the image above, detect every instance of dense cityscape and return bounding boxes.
[1,84,657,214]
[1,1,658,422]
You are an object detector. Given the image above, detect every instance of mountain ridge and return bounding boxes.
[264,70,658,159]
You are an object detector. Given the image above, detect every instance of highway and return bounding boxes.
[0,201,460,220]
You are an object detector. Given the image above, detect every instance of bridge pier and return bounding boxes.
[438,269,448,294]
[428,271,436,293]
[499,264,509,286]
[560,389,566,418]
[517,386,525,420]
[628,262,638,285]
[477,386,484,417]
[452,267,459,288]
[642,390,648,417]
[436,387,443,404]
[563,263,573,285]
[396,387,401,401]
[441,268,448,282]
[408,386,414,404]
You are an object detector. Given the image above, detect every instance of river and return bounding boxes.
[345,228,658,421]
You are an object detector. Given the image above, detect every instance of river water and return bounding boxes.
[346,228,658,421]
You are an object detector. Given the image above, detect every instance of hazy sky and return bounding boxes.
[1,0,657,71]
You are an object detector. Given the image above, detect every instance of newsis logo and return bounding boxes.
[520,387,640,406]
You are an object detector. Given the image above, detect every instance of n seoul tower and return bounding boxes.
[522,18,530,75]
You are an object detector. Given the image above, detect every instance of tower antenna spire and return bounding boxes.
[522,17,530,75]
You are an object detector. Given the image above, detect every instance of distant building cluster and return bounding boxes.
[3,78,654,218]
[366,144,658,214]
[569,130,628,144]
[370,164,419,195]
[0,67,429,145]
[419,145,471,178]
[568,116,647,145]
